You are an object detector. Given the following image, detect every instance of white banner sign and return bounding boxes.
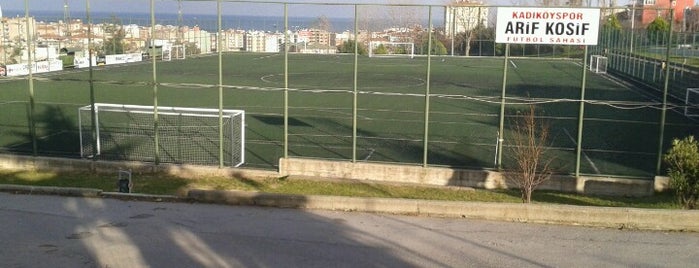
[125,53,143,63]
[74,57,96,68]
[6,60,63,76]
[496,7,600,45]
[105,54,128,65]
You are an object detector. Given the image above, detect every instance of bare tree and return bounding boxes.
[386,0,421,29]
[504,105,554,203]
[446,1,487,56]
[311,15,332,32]
[311,15,333,47]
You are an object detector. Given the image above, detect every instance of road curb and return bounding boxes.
[0,185,186,203]
[187,189,699,232]
[3,184,698,232]
[0,184,103,197]
[101,192,187,203]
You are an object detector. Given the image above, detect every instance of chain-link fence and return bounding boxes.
[0,1,697,178]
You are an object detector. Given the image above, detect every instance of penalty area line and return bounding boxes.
[563,128,600,174]
[509,60,518,69]
[363,148,376,161]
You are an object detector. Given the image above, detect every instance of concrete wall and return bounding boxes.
[0,154,276,179]
[280,158,658,197]
[0,154,660,197]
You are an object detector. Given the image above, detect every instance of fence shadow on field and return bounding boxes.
[497,81,662,177]
[251,114,312,127]
[292,115,487,167]
[7,105,81,157]
[498,189,599,207]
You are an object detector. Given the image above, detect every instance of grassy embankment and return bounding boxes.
[0,170,679,209]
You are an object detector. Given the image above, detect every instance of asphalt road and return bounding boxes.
[1,192,698,268]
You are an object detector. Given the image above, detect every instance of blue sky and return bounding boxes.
[4,0,693,19]
[2,0,456,18]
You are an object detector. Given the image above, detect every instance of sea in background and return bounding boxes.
[5,10,443,33]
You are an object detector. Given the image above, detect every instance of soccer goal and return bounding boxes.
[162,48,172,61]
[685,88,699,117]
[589,55,608,74]
[78,103,245,167]
[368,41,415,59]
[172,45,186,60]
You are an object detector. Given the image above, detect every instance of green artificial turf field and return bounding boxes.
[0,52,697,177]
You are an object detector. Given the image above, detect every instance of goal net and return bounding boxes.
[172,45,186,60]
[589,55,608,74]
[368,41,415,59]
[162,48,172,61]
[685,88,699,117]
[79,103,245,167]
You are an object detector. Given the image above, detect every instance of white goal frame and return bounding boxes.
[685,88,699,117]
[78,103,245,167]
[172,44,186,60]
[589,55,608,74]
[368,41,415,59]
[162,48,172,61]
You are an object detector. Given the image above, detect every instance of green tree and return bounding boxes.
[185,42,200,55]
[103,29,125,55]
[373,44,388,55]
[338,40,367,55]
[604,14,622,30]
[600,14,623,53]
[420,37,447,55]
[102,16,125,55]
[469,24,497,56]
[664,136,699,209]
[647,17,670,45]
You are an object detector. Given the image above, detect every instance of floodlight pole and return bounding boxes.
[656,10,674,175]
[25,0,37,156]
[283,4,289,159]
[630,1,635,53]
[352,5,359,163]
[150,0,160,165]
[450,6,455,57]
[86,0,97,161]
[217,0,224,168]
[422,6,433,168]
[497,44,510,170]
[575,46,589,177]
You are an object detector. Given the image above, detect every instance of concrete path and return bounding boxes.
[2,192,699,267]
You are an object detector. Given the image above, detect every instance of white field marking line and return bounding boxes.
[276,141,376,160]
[321,108,373,120]
[254,54,279,60]
[509,60,518,69]
[363,148,376,161]
[259,73,426,89]
[584,62,697,122]
[288,133,424,143]
[0,101,24,106]
[563,128,600,174]
[7,130,68,148]
[572,60,693,122]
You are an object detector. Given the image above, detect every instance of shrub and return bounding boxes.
[664,136,699,209]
